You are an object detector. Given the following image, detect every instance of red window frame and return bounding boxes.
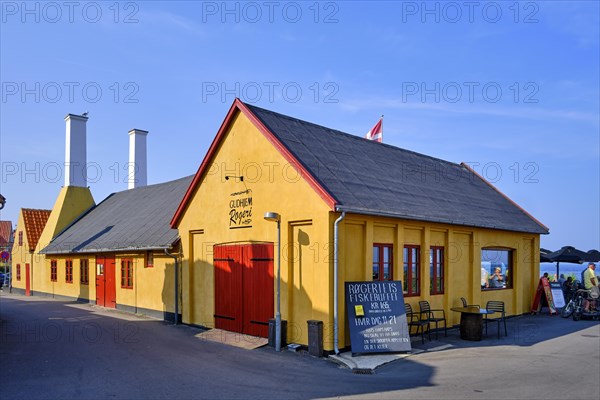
[16,264,21,281]
[50,260,57,282]
[372,243,393,281]
[65,260,73,283]
[430,246,444,295]
[403,245,420,296]
[146,251,154,268]
[18,231,23,246]
[80,259,89,284]
[121,259,133,289]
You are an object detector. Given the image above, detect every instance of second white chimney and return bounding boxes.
[128,129,148,189]
[64,113,88,187]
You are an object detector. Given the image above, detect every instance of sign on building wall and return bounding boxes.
[345,281,411,354]
[229,189,252,229]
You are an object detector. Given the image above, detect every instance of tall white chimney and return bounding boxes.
[64,113,88,187]
[128,129,148,189]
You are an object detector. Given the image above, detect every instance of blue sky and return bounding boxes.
[1,1,598,251]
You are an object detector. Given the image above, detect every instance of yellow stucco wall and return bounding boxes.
[11,210,35,291]
[34,251,177,316]
[338,213,540,348]
[114,252,177,315]
[36,255,96,300]
[177,110,332,345]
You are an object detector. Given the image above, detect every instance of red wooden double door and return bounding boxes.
[214,243,274,338]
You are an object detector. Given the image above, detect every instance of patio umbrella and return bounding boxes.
[540,248,553,263]
[584,249,600,262]
[545,246,588,278]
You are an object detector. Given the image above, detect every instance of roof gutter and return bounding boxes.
[41,245,174,255]
[335,206,548,235]
[333,210,345,355]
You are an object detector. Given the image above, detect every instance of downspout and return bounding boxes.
[333,210,346,355]
[164,248,178,325]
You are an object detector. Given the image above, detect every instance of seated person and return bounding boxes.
[489,267,505,288]
[563,276,574,291]
[558,274,566,288]
[481,267,489,289]
[562,277,575,302]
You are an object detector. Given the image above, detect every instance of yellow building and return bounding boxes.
[11,208,51,295]
[1,220,14,276]
[172,99,548,351]
[40,176,192,321]
[12,113,191,323]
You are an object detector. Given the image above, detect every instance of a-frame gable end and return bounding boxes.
[170,99,337,228]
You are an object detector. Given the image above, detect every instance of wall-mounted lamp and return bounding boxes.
[0,194,5,210]
[264,211,281,351]
[225,175,244,182]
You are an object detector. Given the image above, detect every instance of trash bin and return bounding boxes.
[268,319,287,348]
[307,320,323,357]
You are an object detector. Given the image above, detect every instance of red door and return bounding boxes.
[96,256,116,308]
[243,244,274,337]
[25,264,31,296]
[214,245,243,333]
[214,243,274,338]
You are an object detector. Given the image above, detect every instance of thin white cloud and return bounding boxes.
[338,96,598,124]
[140,10,206,36]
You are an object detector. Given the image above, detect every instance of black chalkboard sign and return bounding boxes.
[345,281,411,354]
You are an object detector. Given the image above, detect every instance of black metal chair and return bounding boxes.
[405,303,430,344]
[484,300,507,338]
[418,300,447,339]
[460,297,480,308]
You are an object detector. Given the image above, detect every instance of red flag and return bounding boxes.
[365,117,383,142]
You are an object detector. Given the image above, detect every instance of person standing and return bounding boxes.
[583,263,597,289]
[583,263,598,312]
[558,273,566,288]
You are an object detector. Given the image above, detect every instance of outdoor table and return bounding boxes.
[450,307,495,341]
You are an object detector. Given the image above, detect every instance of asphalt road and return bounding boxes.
[1,292,599,400]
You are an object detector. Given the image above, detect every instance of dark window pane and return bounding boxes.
[373,264,379,280]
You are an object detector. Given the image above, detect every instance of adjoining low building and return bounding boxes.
[11,209,51,295]
[171,99,548,351]
[40,176,192,320]
[12,112,191,322]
